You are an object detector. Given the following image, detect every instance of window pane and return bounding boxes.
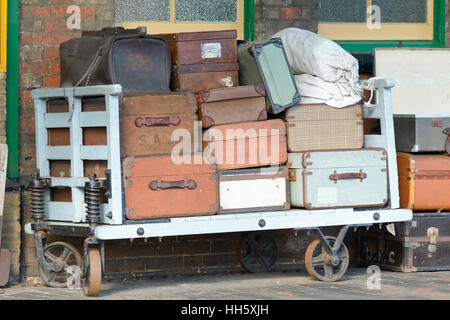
[371,0,427,23]
[175,0,238,22]
[115,0,171,22]
[318,0,366,23]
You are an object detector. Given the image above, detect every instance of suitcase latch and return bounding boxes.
[427,227,439,256]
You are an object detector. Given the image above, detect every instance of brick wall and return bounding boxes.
[19,0,115,278]
[254,0,319,40]
[1,190,21,282]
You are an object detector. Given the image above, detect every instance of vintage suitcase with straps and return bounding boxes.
[397,153,450,211]
[203,120,288,170]
[158,30,240,93]
[122,155,219,220]
[283,103,364,152]
[60,26,171,95]
[238,39,301,114]
[170,62,240,93]
[218,166,290,214]
[197,84,267,128]
[358,213,450,272]
[288,149,389,209]
[120,93,200,157]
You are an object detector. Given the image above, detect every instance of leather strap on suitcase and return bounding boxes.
[60,27,171,95]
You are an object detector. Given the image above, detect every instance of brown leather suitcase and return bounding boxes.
[122,155,219,219]
[120,93,199,157]
[171,62,239,93]
[397,153,450,211]
[158,30,237,65]
[203,120,287,170]
[197,85,267,128]
[60,27,171,95]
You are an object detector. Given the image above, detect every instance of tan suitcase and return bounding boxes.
[397,153,450,211]
[120,93,199,157]
[203,120,287,170]
[283,104,364,152]
[197,85,267,128]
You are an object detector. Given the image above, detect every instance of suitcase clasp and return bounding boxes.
[427,227,439,256]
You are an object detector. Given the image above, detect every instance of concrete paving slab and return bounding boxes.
[0,268,449,300]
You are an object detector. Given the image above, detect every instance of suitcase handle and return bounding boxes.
[135,116,181,127]
[443,128,450,155]
[329,170,367,184]
[149,178,197,191]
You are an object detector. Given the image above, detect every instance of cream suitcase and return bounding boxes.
[218,167,290,214]
[283,104,364,152]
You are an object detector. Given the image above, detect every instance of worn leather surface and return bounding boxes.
[60,27,171,95]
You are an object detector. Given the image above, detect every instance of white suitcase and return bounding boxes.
[218,167,290,214]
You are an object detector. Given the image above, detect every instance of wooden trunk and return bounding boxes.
[158,30,237,65]
[122,155,219,220]
[358,213,450,272]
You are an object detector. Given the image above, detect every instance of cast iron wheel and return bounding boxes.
[82,248,102,297]
[237,232,278,273]
[305,236,349,282]
[38,241,83,288]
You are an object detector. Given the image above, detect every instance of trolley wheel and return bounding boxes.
[82,248,102,297]
[237,232,278,273]
[38,241,83,288]
[305,236,349,282]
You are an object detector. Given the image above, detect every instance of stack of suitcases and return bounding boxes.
[57,26,394,220]
[358,48,450,272]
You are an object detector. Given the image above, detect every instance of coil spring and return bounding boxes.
[85,174,102,226]
[29,172,46,222]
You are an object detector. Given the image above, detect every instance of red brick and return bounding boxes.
[82,6,95,19]
[29,61,49,74]
[43,74,60,87]
[21,119,36,132]
[50,60,60,73]
[52,33,78,45]
[20,33,32,46]
[33,7,52,18]
[19,61,29,73]
[51,6,70,18]
[44,46,60,60]
[44,19,68,32]
[280,7,301,20]
[32,34,52,46]
[21,91,32,103]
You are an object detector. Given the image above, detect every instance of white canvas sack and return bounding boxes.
[272,28,362,108]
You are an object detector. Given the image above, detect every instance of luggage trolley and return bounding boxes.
[25,78,412,296]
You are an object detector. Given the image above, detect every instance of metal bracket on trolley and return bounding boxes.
[83,237,105,276]
[315,225,351,256]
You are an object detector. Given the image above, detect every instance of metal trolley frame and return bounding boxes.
[25,78,412,296]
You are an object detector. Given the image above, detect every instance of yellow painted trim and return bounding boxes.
[318,0,433,41]
[0,0,7,72]
[117,0,245,40]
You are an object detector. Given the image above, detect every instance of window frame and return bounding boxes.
[319,0,446,53]
[0,0,7,72]
[115,0,255,40]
